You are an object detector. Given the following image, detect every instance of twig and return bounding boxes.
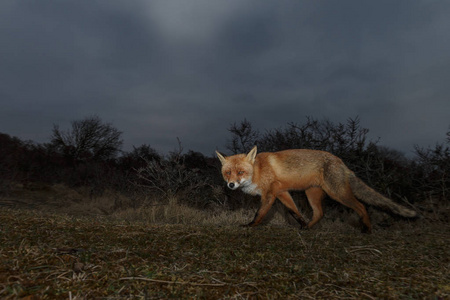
[345,245,382,256]
[119,276,226,287]
[297,231,307,248]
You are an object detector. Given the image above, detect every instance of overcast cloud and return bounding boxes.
[1,0,449,156]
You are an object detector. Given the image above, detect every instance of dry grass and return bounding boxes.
[0,185,449,299]
[111,198,289,227]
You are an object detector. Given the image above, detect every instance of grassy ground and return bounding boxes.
[1,207,449,299]
[0,184,449,299]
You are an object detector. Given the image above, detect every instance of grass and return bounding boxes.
[0,184,449,299]
[1,209,449,299]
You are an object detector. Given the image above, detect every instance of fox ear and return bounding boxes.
[246,146,257,164]
[216,151,227,165]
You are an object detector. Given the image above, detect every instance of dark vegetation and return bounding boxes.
[0,116,449,299]
[1,115,448,218]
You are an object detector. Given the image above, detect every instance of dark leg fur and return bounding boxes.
[277,191,308,228]
[288,210,308,228]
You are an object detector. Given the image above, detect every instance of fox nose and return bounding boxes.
[228,182,235,189]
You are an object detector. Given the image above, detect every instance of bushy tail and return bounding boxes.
[349,175,417,218]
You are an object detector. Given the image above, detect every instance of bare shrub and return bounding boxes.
[414,131,450,201]
[226,118,260,154]
[134,141,213,207]
[51,115,123,163]
[259,116,371,155]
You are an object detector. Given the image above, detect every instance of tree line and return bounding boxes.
[0,115,448,215]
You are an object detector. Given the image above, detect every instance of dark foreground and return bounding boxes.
[0,208,448,299]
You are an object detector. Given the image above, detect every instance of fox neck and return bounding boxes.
[240,179,261,196]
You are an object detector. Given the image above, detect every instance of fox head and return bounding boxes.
[216,146,257,190]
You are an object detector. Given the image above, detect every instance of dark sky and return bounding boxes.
[1,1,449,156]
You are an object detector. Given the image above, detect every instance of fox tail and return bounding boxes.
[349,175,417,218]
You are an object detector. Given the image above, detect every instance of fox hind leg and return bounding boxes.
[323,184,372,233]
[305,187,326,228]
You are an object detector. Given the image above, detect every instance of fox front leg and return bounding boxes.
[243,193,276,227]
[277,191,308,228]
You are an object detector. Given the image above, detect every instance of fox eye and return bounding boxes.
[238,171,244,175]
[225,171,231,175]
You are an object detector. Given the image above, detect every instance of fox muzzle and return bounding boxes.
[227,182,241,190]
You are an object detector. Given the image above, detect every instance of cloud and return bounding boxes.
[0,0,449,156]
[147,0,246,45]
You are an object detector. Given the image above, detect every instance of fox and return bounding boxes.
[216,146,417,233]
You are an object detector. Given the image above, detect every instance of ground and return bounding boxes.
[1,206,448,299]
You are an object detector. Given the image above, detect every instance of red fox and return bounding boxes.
[216,146,416,233]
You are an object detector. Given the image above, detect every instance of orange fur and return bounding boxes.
[216,146,416,233]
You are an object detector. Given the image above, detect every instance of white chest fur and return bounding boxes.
[241,182,262,196]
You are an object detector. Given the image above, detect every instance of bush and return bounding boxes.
[414,128,450,203]
[134,143,217,208]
